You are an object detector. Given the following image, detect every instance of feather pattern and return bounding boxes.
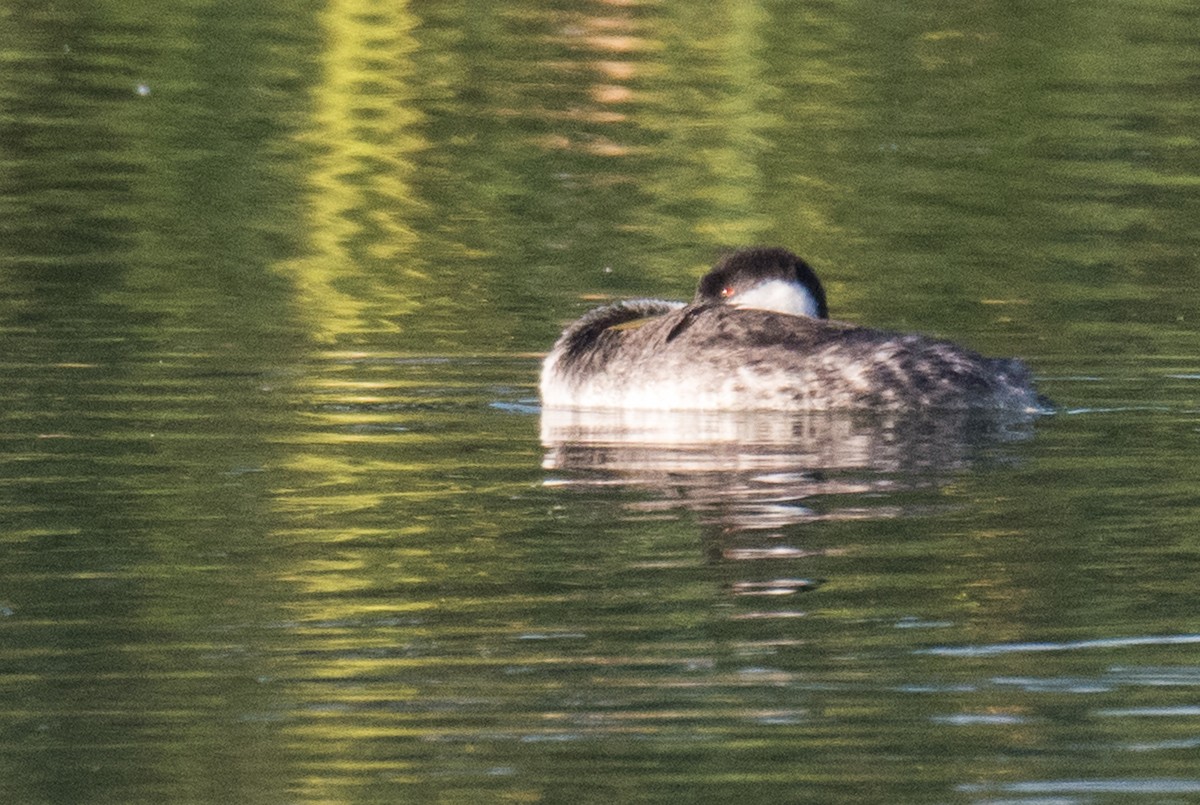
[541,248,1047,412]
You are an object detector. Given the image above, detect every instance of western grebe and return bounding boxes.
[540,247,1045,412]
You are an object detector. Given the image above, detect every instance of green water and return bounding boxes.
[2,1,1200,803]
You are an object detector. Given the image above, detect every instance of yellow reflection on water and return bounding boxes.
[278,0,427,342]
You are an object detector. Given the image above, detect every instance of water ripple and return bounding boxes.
[959,779,1200,795]
[917,633,1200,657]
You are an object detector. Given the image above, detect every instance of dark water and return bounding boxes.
[3,1,1200,802]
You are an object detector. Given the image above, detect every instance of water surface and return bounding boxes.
[2,1,1200,803]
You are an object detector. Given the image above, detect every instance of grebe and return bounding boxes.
[540,247,1046,412]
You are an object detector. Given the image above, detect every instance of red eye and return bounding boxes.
[720,285,735,298]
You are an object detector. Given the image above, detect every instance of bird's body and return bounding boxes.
[540,248,1045,413]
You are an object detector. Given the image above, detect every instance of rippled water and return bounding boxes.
[2,1,1200,803]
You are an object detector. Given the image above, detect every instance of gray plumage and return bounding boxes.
[541,248,1046,412]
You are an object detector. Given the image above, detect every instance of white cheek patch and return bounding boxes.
[731,279,821,318]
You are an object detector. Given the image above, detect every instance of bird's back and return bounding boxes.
[541,303,1042,412]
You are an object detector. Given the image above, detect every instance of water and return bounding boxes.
[2,1,1200,802]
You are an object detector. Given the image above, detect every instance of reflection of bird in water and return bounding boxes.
[542,406,1035,526]
[541,247,1048,412]
[541,409,1037,604]
[542,406,1037,473]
